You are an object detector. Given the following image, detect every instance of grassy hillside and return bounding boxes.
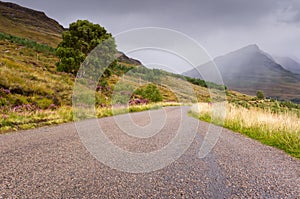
[0,32,230,132]
[0,1,63,46]
[1,31,299,132]
[0,29,299,160]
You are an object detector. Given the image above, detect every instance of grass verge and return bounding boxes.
[190,103,300,159]
[0,102,181,133]
[96,102,180,118]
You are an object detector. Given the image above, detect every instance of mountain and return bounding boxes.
[274,56,300,75]
[183,44,300,101]
[116,52,142,66]
[0,1,64,46]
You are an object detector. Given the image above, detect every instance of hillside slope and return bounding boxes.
[1,2,298,133]
[274,56,300,75]
[0,34,229,131]
[0,1,64,46]
[183,44,300,101]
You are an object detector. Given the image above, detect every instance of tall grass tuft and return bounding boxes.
[191,103,300,158]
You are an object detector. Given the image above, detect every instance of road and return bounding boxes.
[0,107,299,198]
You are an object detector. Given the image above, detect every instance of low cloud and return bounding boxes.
[5,0,300,59]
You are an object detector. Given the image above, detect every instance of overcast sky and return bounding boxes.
[4,0,300,71]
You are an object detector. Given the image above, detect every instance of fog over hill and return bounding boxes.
[183,44,300,101]
[274,56,300,75]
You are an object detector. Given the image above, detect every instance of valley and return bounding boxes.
[0,1,299,198]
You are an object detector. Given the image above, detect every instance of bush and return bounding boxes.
[184,76,227,90]
[256,90,265,100]
[0,97,7,106]
[291,98,300,104]
[280,101,299,109]
[36,98,53,109]
[134,84,162,102]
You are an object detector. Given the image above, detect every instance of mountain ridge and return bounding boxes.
[0,1,64,33]
[274,56,300,75]
[183,44,300,101]
[0,1,64,46]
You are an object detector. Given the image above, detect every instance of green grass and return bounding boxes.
[0,40,74,107]
[97,102,180,118]
[0,106,73,132]
[0,32,55,55]
[1,102,181,133]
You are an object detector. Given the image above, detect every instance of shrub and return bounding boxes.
[0,97,7,106]
[256,90,265,100]
[36,98,53,109]
[134,84,162,102]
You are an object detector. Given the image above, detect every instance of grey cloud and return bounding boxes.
[276,2,300,24]
[2,0,300,59]
[4,0,296,27]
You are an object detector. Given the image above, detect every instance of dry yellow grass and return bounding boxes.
[191,103,300,158]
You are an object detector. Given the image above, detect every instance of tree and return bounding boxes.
[256,90,265,100]
[56,20,116,75]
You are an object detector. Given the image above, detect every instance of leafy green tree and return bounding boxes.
[256,90,265,100]
[56,20,115,75]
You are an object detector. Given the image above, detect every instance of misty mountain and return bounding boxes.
[183,44,300,101]
[274,56,300,75]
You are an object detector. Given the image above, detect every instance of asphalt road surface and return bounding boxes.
[0,107,299,198]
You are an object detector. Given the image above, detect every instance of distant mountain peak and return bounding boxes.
[242,44,260,50]
[215,44,261,61]
[221,44,278,64]
[233,44,260,54]
[183,44,300,101]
